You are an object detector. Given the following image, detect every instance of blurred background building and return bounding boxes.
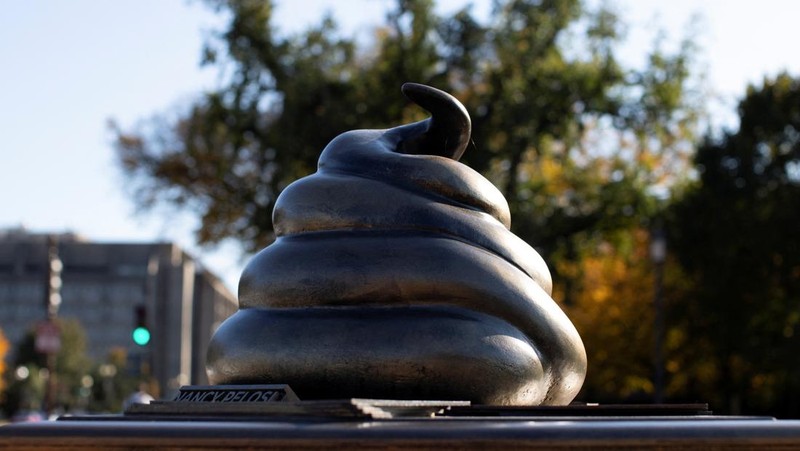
[0,227,237,398]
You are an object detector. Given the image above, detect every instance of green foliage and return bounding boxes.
[1,322,145,416]
[669,73,800,416]
[113,0,699,256]
[15,319,91,383]
[1,318,92,416]
[3,319,91,413]
[1,363,46,417]
[87,348,141,413]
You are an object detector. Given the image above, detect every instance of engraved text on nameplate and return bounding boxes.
[172,384,299,403]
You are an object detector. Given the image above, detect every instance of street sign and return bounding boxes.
[35,321,61,354]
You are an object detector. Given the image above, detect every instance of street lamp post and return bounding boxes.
[41,235,63,417]
[650,226,667,404]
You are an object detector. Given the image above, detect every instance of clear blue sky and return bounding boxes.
[2,0,799,292]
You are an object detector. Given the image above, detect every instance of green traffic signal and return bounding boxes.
[132,327,151,346]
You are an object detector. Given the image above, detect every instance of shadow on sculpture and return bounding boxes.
[206,83,587,406]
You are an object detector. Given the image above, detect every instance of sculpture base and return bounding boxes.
[124,384,712,420]
[4,397,800,449]
[126,397,471,420]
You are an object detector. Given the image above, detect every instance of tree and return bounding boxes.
[557,228,655,401]
[113,0,699,255]
[0,328,8,394]
[1,318,92,416]
[669,73,800,416]
[88,347,141,413]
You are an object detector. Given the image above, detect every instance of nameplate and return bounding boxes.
[172,384,299,403]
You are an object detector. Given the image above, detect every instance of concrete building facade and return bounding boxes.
[0,228,238,397]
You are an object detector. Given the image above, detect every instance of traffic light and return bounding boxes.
[132,305,150,346]
[45,236,62,318]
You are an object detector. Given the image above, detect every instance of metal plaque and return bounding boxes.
[172,384,299,403]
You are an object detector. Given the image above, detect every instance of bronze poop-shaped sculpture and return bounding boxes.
[206,83,587,405]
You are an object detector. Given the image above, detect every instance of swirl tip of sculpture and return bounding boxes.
[399,82,472,161]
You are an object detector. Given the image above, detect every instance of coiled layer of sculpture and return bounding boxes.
[206,83,587,405]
